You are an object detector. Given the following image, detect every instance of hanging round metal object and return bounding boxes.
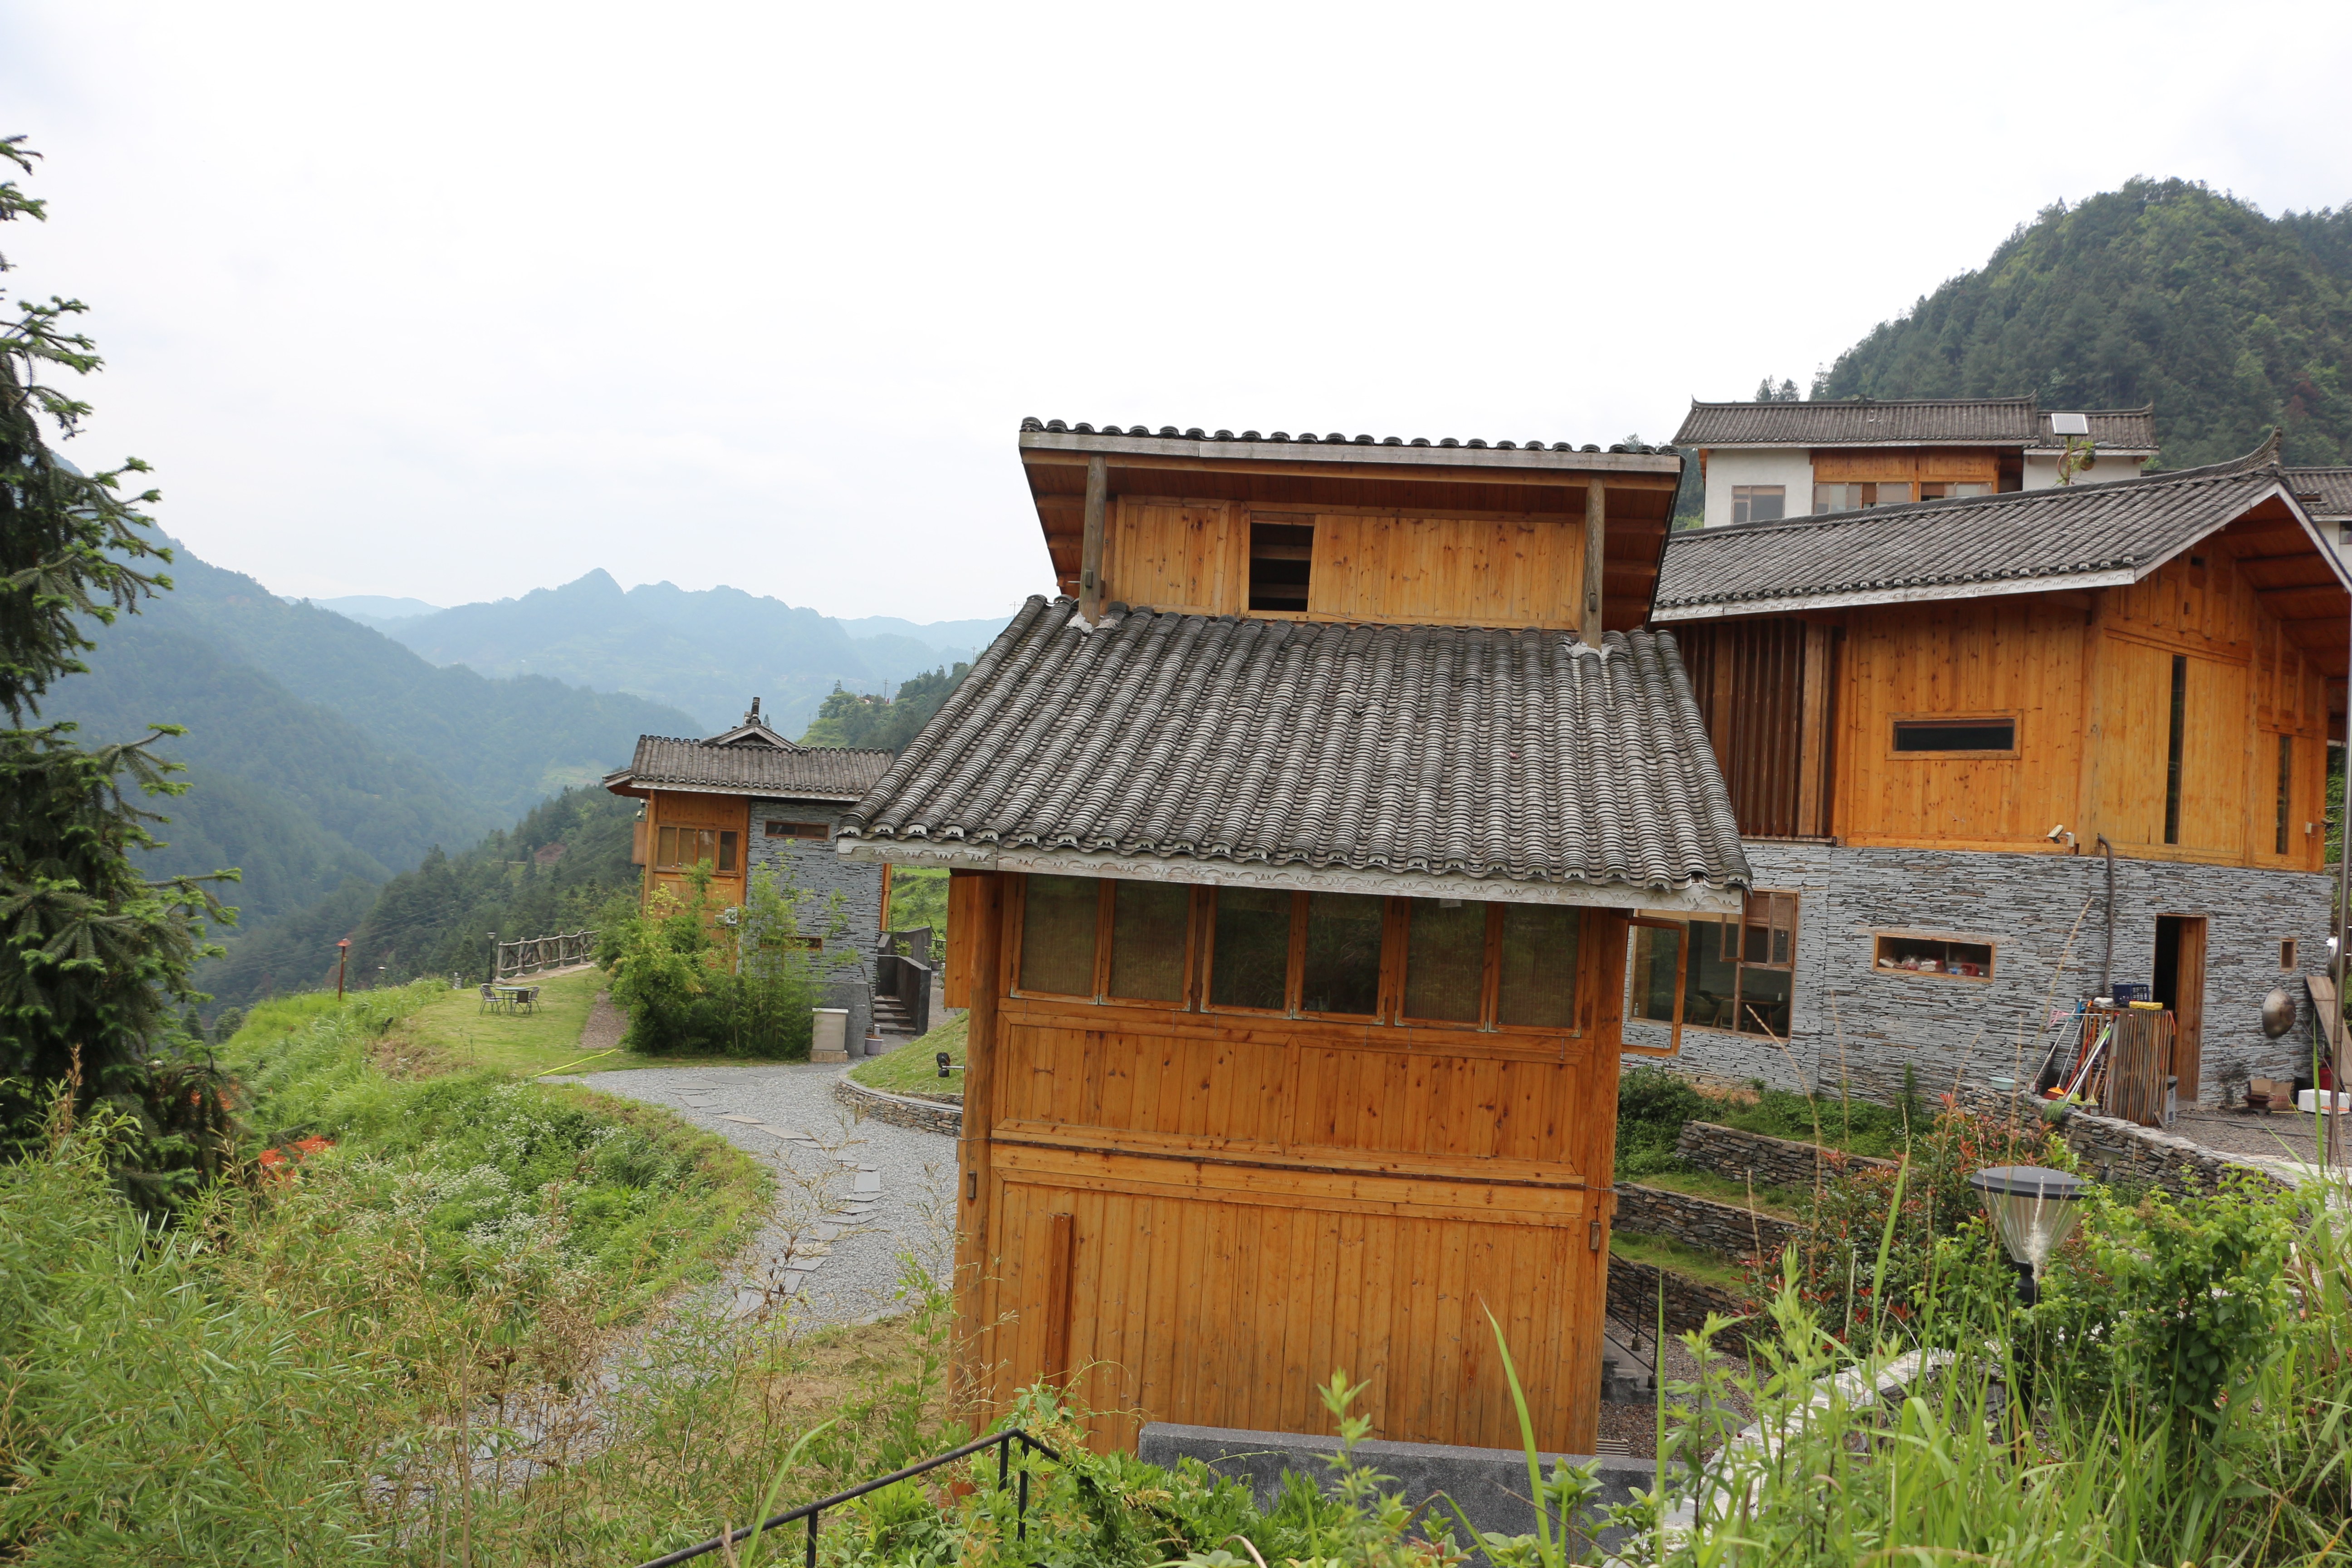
[2261,986,2296,1038]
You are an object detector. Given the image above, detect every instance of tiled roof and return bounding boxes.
[1653,456,2302,619]
[607,736,897,799]
[2030,407,2158,451]
[2289,467,2352,520]
[1671,398,2157,452]
[1019,416,1672,456]
[837,596,1749,910]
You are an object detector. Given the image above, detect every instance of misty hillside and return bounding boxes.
[1819,179,2352,468]
[368,570,1009,732]
[47,544,701,974]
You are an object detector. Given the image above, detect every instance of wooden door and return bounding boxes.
[2163,916,2208,1101]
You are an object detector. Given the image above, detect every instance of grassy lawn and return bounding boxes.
[1612,1228,1752,1294]
[848,1011,965,1096]
[376,966,742,1077]
[1627,1166,1808,1220]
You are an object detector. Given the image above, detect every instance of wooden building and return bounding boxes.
[1674,397,2160,529]
[834,420,1750,1454]
[604,701,898,1029]
[1644,439,2352,1106]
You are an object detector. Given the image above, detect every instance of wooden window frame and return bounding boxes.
[652,824,740,873]
[1665,891,1801,1040]
[1730,485,1785,526]
[1621,916,1687,1057]
[1870,931,1995,982]
[2281,937,2298,972]
[1001,876,1586,1041]
[766,820,830,840]
[1886,712,2020,760]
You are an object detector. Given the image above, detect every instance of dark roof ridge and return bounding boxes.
[2138,429,2282,482]
[1017,416,1669,456]
[1683,393,2037,410]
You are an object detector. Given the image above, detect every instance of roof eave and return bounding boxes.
[1654,566,2141,620]
[835,838,1748,915]
[1018,429,1681,477]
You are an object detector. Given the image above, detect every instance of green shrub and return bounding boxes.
[608,863,862,1058]
[1616,1064,1710,1177]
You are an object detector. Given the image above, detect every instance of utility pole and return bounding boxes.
[336,938,350,1000]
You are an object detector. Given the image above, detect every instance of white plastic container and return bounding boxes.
[812,1007,850,1063]
[2298,1089,2351,1115]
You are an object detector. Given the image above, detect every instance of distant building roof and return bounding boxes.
[605,733,897,800]
[1652,440,2332,620]
[1671,397,2158,454]
[835,596,1749,913]
[1019,416,1678,466]
[2289,466,2352,521]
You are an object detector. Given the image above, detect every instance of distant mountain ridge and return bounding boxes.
[48,544,703,1000]
[363,571,1009,732]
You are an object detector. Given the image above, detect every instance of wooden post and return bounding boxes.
[1797,621,1833,836]
[952,871,1006,1410]
[1041,1211,1074,1385]
[1079,454,1108,621]
[1582,475,1606,646]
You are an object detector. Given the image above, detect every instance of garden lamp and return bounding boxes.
[1967,1165,2088,1304]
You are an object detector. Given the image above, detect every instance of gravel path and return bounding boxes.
[555,1058,957,1327]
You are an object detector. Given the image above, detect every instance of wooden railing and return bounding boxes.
[495,929,596,979]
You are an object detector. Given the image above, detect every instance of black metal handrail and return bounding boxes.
[632,1428,1062,1568]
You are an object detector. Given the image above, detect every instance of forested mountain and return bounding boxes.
[47,543,701,1002]
[798,663,974,750]
[1818,180,2352,468]
[372,570,1005,733]
[203,787,640,1002]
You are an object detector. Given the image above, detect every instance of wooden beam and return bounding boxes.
[951,872,1006,1412]
[1078,455,1107,620]
[1797,620,1832,836]
[1583,481,1606,645]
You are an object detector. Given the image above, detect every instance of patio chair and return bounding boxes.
[479,982,498,1013]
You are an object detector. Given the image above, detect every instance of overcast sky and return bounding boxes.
[6,2,2351,623]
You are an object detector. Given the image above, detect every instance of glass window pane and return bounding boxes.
[1210,888,1293,1010]
[1951,482,1990,497]
[1867,482,1912,506]
[1108,881,1190,1000]
[718,831,739,872]
[657,825,680,867]
[1497,905,1580,1029]
[1813,483,1861,514]
[1019,875,1100,996]
[1301,893,1384,1016]
[1684,916,1740,1030]
[1735,966,1793,1038]
[1622,922,1681,1052]
[1403,899,1486,1022]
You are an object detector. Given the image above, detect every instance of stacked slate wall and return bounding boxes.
[1670,844,2329,1109]
[745,797,887,1043]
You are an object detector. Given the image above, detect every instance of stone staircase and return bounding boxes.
[870,989,919,1044]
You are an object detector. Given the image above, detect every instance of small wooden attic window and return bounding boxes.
[1249,513,1314,612]
[767,820,829,840]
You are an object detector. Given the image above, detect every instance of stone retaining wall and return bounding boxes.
[1606,1254,1751,1343]
[834,1078,961,1136]
[2060,1109,2293,1196]
[1676,1120,1897,1189]
[1614,1182,1800,1261]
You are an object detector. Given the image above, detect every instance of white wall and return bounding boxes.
[2021,451,2149,490]
[1700,447,1819,527]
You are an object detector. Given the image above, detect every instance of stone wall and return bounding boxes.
[1668,843,2331,1110]
[744,797,887,1042]
[834,1077,962,1136]
[1676,1120,1896,1189]
[1614,1182,1800,1261]
[2059,1109,2294,1197]
[1606,1254,1751,1344]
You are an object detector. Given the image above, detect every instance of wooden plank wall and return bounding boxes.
[1102,497,1589,631]
[1823,544,2329,869]
[640,789,750,911]
[954,888,1628,1455]
[1812,447,2001,487]
[1676,618,1829,838]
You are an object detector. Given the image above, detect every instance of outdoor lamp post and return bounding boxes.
[335,938,351,1000]
[1968,1165,2089,1305]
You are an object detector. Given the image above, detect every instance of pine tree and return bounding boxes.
[0,137,234,1179]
